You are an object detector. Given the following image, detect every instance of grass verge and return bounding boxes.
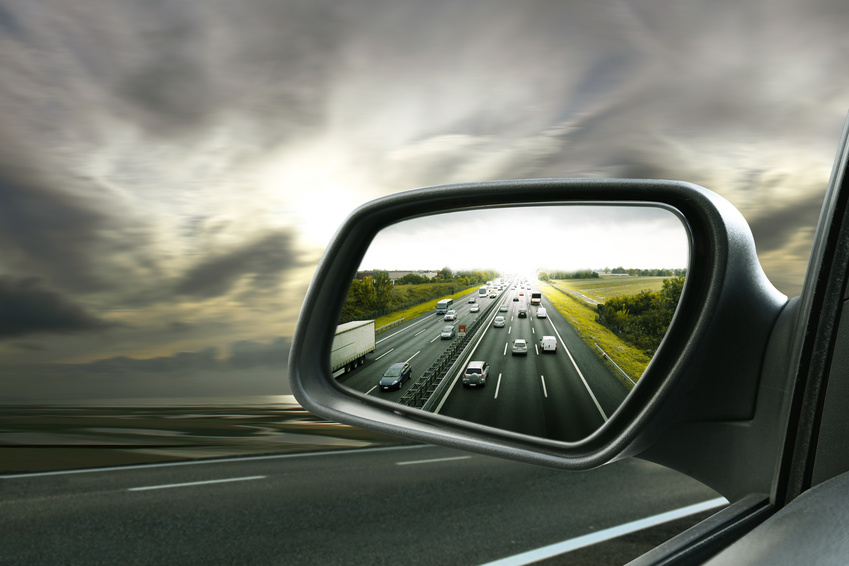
[539,281,651,386]
[374,286,478,328]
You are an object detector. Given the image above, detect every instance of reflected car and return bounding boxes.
[519,292,524,296]
[512,339,528,355]
[440,325,455,339]
[499,305,508,312]
[462,361,489,387]
[470,305,480,313]
[537,308,547,318]
[493,316,505,327]
[378,362,412,391]
[513,296,519,301]
[443,309,456,321]
[518,309,527,318]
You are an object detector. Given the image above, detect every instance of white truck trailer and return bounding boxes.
[332,320,376,377]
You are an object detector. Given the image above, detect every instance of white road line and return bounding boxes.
[479,498,728,566]
[494,373,503,399]
[129,475,266,491]
[503,342,508,356]
[376,317,430,343]
[430,335,441,343]
[396,456,472,466]
[375,348,395,361]
[532,327,535,334]
[414,329,427,337]
[508,326,512,334]
[546,317,608,421]
[540,375,548,398]
[406,350,421,363]
[366,385,378,395]
[1,445,430,479]
[534,344,539,355]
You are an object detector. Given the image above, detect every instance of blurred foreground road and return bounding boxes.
[1,444,722,565]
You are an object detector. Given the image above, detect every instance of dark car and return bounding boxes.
[378,362,412,391]
[518,309,527,318]
[513,296,519,301]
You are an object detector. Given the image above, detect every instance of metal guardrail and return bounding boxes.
[398,296,501,409]
[595,342,636,387]
[375,317,404,334]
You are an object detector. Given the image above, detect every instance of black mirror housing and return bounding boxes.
[289,179,787,479]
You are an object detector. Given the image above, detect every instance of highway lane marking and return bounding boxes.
[376,317,430,344]
[406,350,421,363]
[414,328,427,337]
[508,326,512,334]
[433,303,504,414]
[430,334,441,343]
[375,348,395,361]
[494,373,503,399]
[540,375,548,398]
[503,342,508,356]
[479,497,728,566]
[365,385,378,395]
[395,456,472,466]
[534,344,539,355]
[128,475,266,491]
[545,317,608,421]
[1,445,431,479]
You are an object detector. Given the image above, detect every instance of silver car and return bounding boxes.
[493,316,505,328]
[512,338,528,355]
[440,325,455,339]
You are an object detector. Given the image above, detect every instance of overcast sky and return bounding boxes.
[1,0,848,402]
[361,205,688,274]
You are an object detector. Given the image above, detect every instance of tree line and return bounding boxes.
[595,276,685,353]
[339,268,499,324]
[540,267,687,280]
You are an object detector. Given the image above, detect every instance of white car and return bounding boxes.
[443,310,456,321]
[536,308,547,318]
[540,336,557,352]
[470,305,480,313]
[493,316,505,328]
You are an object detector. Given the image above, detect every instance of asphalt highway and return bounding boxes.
[338,280,631,441]
[1,444,722,565]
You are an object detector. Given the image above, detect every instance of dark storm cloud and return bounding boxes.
[0,276,114,339]
[83,347,220,374]
[175,230,300,299]
[60,336,290,375]
[748,191,827,254]
[228,337,291,369]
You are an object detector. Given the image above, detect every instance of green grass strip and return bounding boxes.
[539,282,651,386]
[374,286,479,328]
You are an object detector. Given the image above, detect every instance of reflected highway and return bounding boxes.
[338,281,631,441]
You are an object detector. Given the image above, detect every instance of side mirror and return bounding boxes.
[289,179,786,471]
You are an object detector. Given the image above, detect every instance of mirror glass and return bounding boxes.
[333,205,689,442]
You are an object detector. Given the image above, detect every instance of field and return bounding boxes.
[539,275,680,385]
[547,275,673,306]
[0,405,411,474]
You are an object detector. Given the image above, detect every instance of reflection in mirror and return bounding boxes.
[333,205,689,442]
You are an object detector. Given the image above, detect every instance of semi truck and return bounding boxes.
[331,320,376,377]
[531,292,542,305]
